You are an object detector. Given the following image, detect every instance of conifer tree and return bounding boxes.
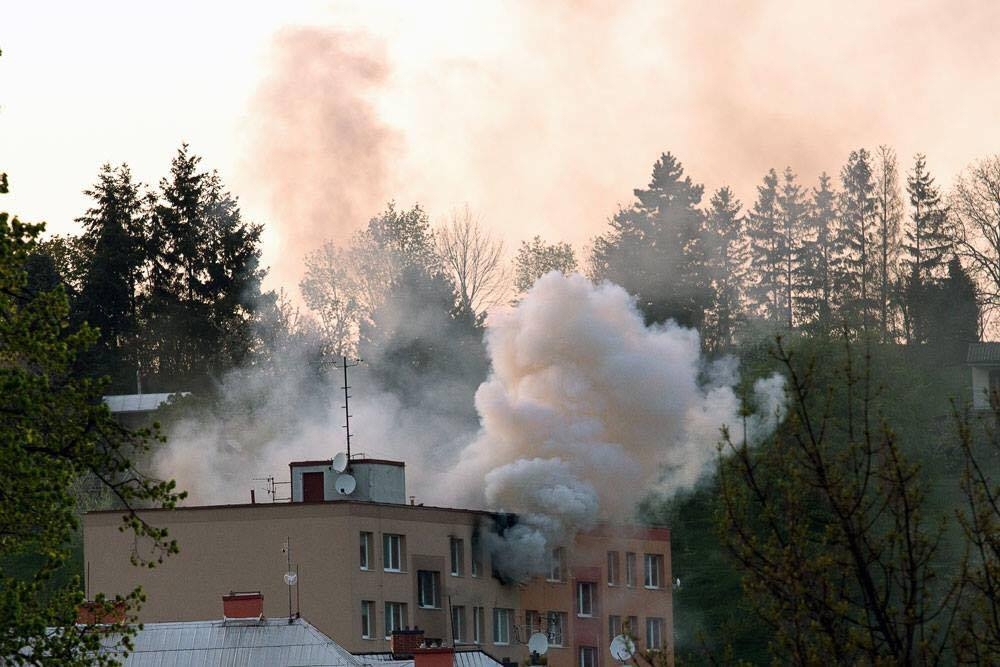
[873,146,904,342]
[589,152,709,329]
[746,169,782,325]
[702,186,747,351]
[903,154,951,343]
[776,167,808,329]
[797,173,838,334]
[835,149,877,334]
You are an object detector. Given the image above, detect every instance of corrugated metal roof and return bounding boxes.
[967,343,1000,364]
[103,393,186,413]
[100,618,364,667]
[357,649,504,667]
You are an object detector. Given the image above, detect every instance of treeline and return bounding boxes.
[588,149,987,356]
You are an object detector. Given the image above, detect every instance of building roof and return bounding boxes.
[100,617,364,667]
[358,649,506,667]
[103,393,185,413]
[967,342,1000,365]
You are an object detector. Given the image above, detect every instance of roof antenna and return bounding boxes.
[332,356,362,458]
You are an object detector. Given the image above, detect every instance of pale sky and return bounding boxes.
[4,1,1000,294]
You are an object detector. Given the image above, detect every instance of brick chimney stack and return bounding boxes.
[390,627,425,657]
[222,591,264,620]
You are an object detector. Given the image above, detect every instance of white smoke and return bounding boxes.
[452,272,784,579]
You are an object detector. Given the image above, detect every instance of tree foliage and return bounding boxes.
[435,205,509,321]
[514,235,577,294]
[702,186,747,352]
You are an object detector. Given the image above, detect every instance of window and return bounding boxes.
[493,607,513,644]
[548,547,566,582]
[450,537,464,576]
[644,553,663,589]
[627,616,638,638]
[361,600,374,639]
[625,552,636,587]
[471,538,483,577]
[577,582,595,617]
[579,646,597,667]
[607,551,620,586]
[608,614,622,641]
[417,570,441,608]
[646,617,664,650]
[452,605,466,643]
[473,606,484,644]
[383,533,404,572]
[547,611,567,646]
[360,532,372,570]
[385,602,407,637]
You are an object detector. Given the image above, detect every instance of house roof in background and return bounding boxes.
[967,343,1000,365]
[100,617,363,667]
[359,649,506,667]
[103,393,186,413]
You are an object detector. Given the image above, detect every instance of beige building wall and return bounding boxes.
[84,501,671,667]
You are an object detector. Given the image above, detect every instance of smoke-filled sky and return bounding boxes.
[4,0,1000,291]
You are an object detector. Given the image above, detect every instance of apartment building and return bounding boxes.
[83,458,673,667]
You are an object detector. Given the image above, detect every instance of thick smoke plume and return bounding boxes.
[456,273,784,580]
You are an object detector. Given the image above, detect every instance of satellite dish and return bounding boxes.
[335,473,356,495]
[609,635,636,663]
[332,452,348,473]
[528,632,549,655]
[283,571,297,586]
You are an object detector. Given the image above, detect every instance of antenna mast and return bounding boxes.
[334,356,361,458]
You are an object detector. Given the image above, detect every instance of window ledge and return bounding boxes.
[644,585,661,590]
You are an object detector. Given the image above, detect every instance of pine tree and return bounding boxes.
[873,146,904,342]
[777,167,808,329]
[835,149,877,334]
[589,152,709,329]
[75,164,149,390]
[702,186,747,351]
[746,169,782,325]
[797,173,838,335]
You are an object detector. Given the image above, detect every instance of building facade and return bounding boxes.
[83,459,673,667]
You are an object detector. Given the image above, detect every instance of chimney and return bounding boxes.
[77,600,127,625]
[391,627,425,657]
[413,646,456,667]
[223,591,264,620]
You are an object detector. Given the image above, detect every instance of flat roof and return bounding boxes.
[290,458,405,468]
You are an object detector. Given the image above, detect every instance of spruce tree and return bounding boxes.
[797,173,838,335]
[589,152,709,329]
[702,186,747,351]
[777,167,808,329]
[873,146,904,342]
[835,149,877,334]
[746,169,782,325]
[903,154,951,343]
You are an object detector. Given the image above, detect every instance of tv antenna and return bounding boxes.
[332,356,362,458]
[282,537,300,621]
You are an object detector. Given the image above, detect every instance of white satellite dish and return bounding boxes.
[335,473,356,495]
[283,571,297,586]
[609,635,636,663]
[332,452,348,473]
[527,632,549,655]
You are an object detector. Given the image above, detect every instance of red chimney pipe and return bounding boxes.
[223,591,264,619]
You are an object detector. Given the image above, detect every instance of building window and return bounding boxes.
[526,609,541,633]
[625,552,636,587]
[577,582,595,617]
[360,532,372,570]
[646,617,663,650]
[579,646,597,667]
[383,533,404,572]
[361,600,374,639]
[450,537,464,576]
[473,606,484,644]
[493,608,513,644]
[452,605,466,643]
[609,614,622,641]
[548,547,566,582]
[417,570,441,608]
[644,554,663,589]
[627,616,638,638]
[471,538,483,577]
[385,602,407,637]
[607,551,620,586]
[547,611,567,646]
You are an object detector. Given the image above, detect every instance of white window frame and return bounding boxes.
[608,614,621,641]
[526,609,540,633]
[493,607,512,645]
[452,605,466,643]
[627,616,638,638]
[579,646,597,667]
[607,550,619,586]
[547,547,566,582]
[450,537,464,576]
[644,553,663,589]
[361,600,374,639]
[383,533,404,572]
[360,532,372,571]
[577,582,594,617]
[646,617,663,650]
[417,570,440,608]
[625,552,636,588]
[473,606,484,644]
[385,601,407,638]
[547,611,567,646]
